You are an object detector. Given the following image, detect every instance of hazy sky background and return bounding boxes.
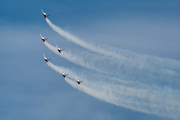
[0,0,180,120]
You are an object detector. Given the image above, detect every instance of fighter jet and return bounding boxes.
[56,44,64,53]
[77,79,83,85]
[60,69,68,78]
[43,54,51,62]
[75,76,83,85]
[62,73,68,78]
[41,9,50,18]
[40,33,48,42]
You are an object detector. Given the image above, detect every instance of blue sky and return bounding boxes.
[0,0,180,120]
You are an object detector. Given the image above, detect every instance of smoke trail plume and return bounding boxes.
[45,18,95,51]
[45,18,180,86]
[44,41,70,59]
[44,42,60,56]
[47,61,180,119]
[45,18,128,59]
[45,18,180,119]
[44,41,180,88]
[45,18,180,76]
[47,62,82,91]
[64,49,180,88]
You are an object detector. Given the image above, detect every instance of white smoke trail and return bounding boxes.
[44,41,180,88]
[45,18,95,51]
[45,18,127,59]
[45,18,180,81]
[45,18,180,119]
[64,49,180,88]
[44,41,73,60]
[47,62,81,90]
[44,42,60,56]
[47,61,180,119]
[44,41,98,71]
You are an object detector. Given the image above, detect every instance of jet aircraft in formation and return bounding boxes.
[77,79,83,85]
[43,54,51,62]
[41,9,83,88]
[40,33,48,42]
[62,73,68,78]
[41,9,50,18]
[75,76,83,85]
[56,44,64,53]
